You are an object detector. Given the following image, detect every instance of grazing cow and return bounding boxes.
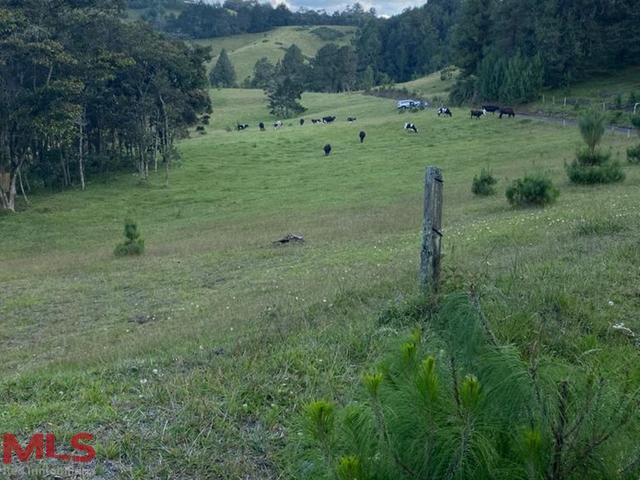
[482,105,500,114]
[359,131,366,143]
[404,122,418,133]
[437,107,452,117]
[470,109,486,119]
[299,118,305,126]
[499,107,515,119]
[274,120,283,129]
[347,117,357,122]
[236,123,249,131]
[259,122,265,131]
[322,116,336,124]
[311,118,322,124]
[324,144,332,156]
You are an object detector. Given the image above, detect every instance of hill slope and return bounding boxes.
[1,89,638,478]
[197,25,356,83]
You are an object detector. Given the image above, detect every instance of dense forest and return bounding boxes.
[0,0,211,212]
[138,0,639,104]
[355,0,639,102]
[128,0,375,38]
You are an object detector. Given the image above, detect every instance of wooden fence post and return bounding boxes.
[420,166,443,292]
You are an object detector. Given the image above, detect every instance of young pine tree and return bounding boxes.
[114,218,145,257]
[209,49,236,88]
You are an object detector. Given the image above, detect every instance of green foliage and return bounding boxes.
[471,168,497,196]
[566,158,625,184]
[449,75,478,105]
[627,144,640,164]
[250,57,275,89]
[631,115,640,130]
[210,49,237,87]
[506,174,559,207]
[477,52,544,104]
[310,27,346,42]
[308,44,357,93]
[578,110,606,155]
[0,1,211,210]
[568,115,625,184]
[114,218,145,256]
[299,295,639,480]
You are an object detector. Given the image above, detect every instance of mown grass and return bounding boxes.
[1,88,639,478]
[195,26,356,83]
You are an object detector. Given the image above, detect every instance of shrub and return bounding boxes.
[114,218,144,257]
[506,174,558,207]
[299,295,639,480]
[566,149,625,184]
[471,169,497,196]
[628,144,640,164]
[566,160,625,184]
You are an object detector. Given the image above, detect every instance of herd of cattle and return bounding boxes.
[232,104,516,155]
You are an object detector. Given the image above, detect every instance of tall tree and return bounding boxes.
[250,57,275,89]
[209,49,236,88]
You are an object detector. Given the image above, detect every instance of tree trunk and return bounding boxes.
[18,167,29,205]
[78,109,86,191]
[0,164,20,212]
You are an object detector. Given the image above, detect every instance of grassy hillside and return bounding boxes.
[395,67,461,99]
[196,25,356,83]
[1,89,639,478]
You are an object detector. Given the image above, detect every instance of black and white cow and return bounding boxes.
[259,122,265,131]
[347,117,357,122]
[482,105,500,114]
[311,118,322,124]
[359,131,366,143]
[437,107,452,117]
[324,144,332,156]
[470,109,486,119]
[499,107,515,118]
[322,116,336,124]
[404,122,418,133]
[274,120,283,129]
[236,123,249,131]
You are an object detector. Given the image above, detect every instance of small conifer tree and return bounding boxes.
[114,218,144,257]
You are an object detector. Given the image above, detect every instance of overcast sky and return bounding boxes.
[268,0,424,17]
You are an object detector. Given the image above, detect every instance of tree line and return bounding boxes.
[132,0,374,39]
[209,43,358,116]
[210,0,639,106]
[0,0,211,212]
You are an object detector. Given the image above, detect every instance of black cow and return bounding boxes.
[470,109,486,119]
[359,131,366,143]
[322,116,336,124]
[311,118,322,124]
[236,123,249,131]
[499,107,515,119]
[437,107,452,117]
[299,118,305,126]
[274,120,283,129]
[404,122,418,133]
[324,144,332,156]
[259,122,265,131]
[347,117,357,122]
[482,105,500,114]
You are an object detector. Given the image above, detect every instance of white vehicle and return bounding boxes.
[397,99,427,111]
